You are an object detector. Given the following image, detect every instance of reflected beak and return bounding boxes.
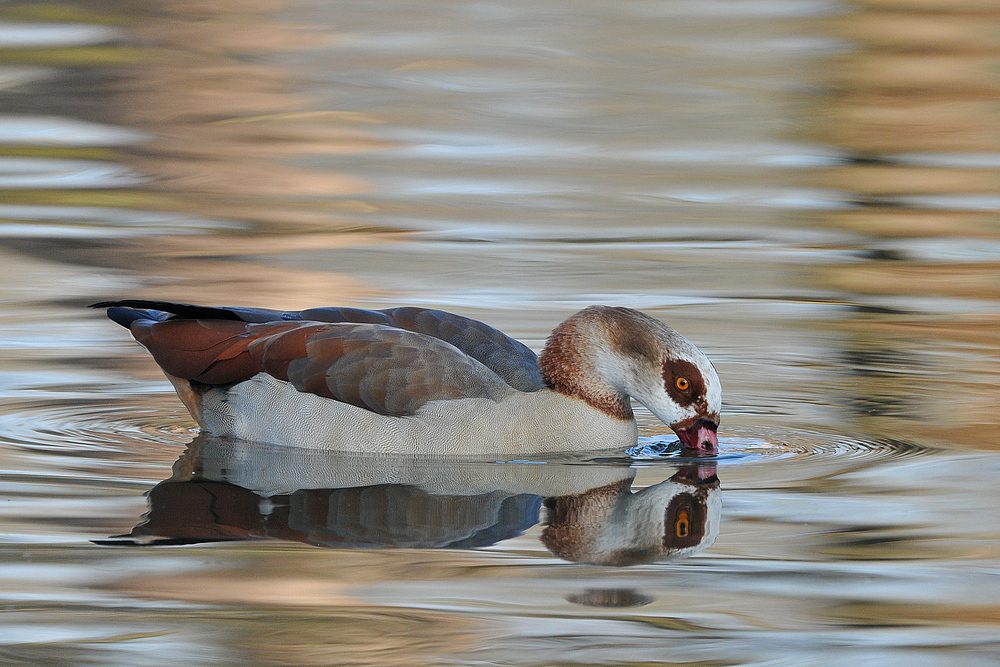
[673,419,719,456]
[673,463,719,484]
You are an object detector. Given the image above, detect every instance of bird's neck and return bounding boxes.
[538,317,634,421]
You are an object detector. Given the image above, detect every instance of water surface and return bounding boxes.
[2,0,1000,664]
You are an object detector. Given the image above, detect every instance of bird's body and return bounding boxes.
[95,300,721,456]
[196,370,637,455]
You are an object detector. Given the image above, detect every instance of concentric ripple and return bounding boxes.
[0,395,937,474]
[627,427,936,468]
[0,398,197,458]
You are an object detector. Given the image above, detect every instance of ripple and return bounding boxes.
[627,428,935,467]
[0,22,119,48]
[0,116,149,146]
[0,204,242,238]
[393,133,847,168]
[0,396,936,474]
[887,194,1000,212]
[766,431,934,460]
[638,187,858,210]
[0,158,146,189]
[0,399,197,457]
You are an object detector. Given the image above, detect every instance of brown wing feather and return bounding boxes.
[380,307,544,392]
[105,300,543,393]
[244,323,325,385]
[130,316,514,417]
[254,323,515,416]
[129,319,300,385]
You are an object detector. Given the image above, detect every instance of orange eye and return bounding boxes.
[675,509,690,538]
[675,377,690,392]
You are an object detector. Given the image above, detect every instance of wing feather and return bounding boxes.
[100,301,530,415]
[95,300,543,392]
[129,319,247,380]
[93,299,287,323]
[379,307,544,392]
[264,324,514,416]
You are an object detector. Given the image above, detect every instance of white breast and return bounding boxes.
[199,373,638,456]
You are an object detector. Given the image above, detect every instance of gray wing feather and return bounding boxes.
[254,323,516,417]
[379,308,544,392]
[96,300,544,393]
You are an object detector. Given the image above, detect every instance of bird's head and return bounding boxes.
[541,306,721,455]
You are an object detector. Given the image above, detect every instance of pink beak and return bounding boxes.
[674,420,719,456]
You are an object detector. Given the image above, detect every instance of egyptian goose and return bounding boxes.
[93,300,721,456]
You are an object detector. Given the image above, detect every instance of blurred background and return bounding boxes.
[2,0,1000,664]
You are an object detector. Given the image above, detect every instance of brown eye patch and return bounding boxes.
[662,358,704,406]
[663,493,706,550]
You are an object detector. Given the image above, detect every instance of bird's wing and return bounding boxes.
[125,316,514,417]
[95,300,544,392]
[297,306,543,391]
[91,299,288,324]
[379,308,544,392]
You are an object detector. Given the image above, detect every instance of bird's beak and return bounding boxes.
[673,419,718,456]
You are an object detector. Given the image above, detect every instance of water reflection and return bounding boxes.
[1,0,999,663]
[105,435,720,565]
[565,588,654,608]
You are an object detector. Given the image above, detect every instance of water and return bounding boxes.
[2,0,1000,664]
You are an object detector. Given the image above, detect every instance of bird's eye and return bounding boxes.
[675,509,690,538]
[675,377,690,392]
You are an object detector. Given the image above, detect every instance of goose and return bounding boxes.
[93,300,721,456]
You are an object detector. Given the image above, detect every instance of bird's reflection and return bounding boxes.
[106,435,721,565]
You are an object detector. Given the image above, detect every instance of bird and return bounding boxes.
[92,300,721,456]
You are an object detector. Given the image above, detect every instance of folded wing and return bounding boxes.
[378,307,543,392]
[123,316,516,417]
[95,300,544,392]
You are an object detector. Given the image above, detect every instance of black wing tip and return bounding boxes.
[90,299,197,329]
[88,299,255,323]
[104,306,152,328]
[89,299,203,312]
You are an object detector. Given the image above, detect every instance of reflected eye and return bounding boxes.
[675,509,690,538]
[675,377,690,392]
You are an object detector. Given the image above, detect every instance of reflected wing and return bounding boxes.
[125,317,514,417]
[95,300,544,392]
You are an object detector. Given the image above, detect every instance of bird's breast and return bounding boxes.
[197,372,637,456]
